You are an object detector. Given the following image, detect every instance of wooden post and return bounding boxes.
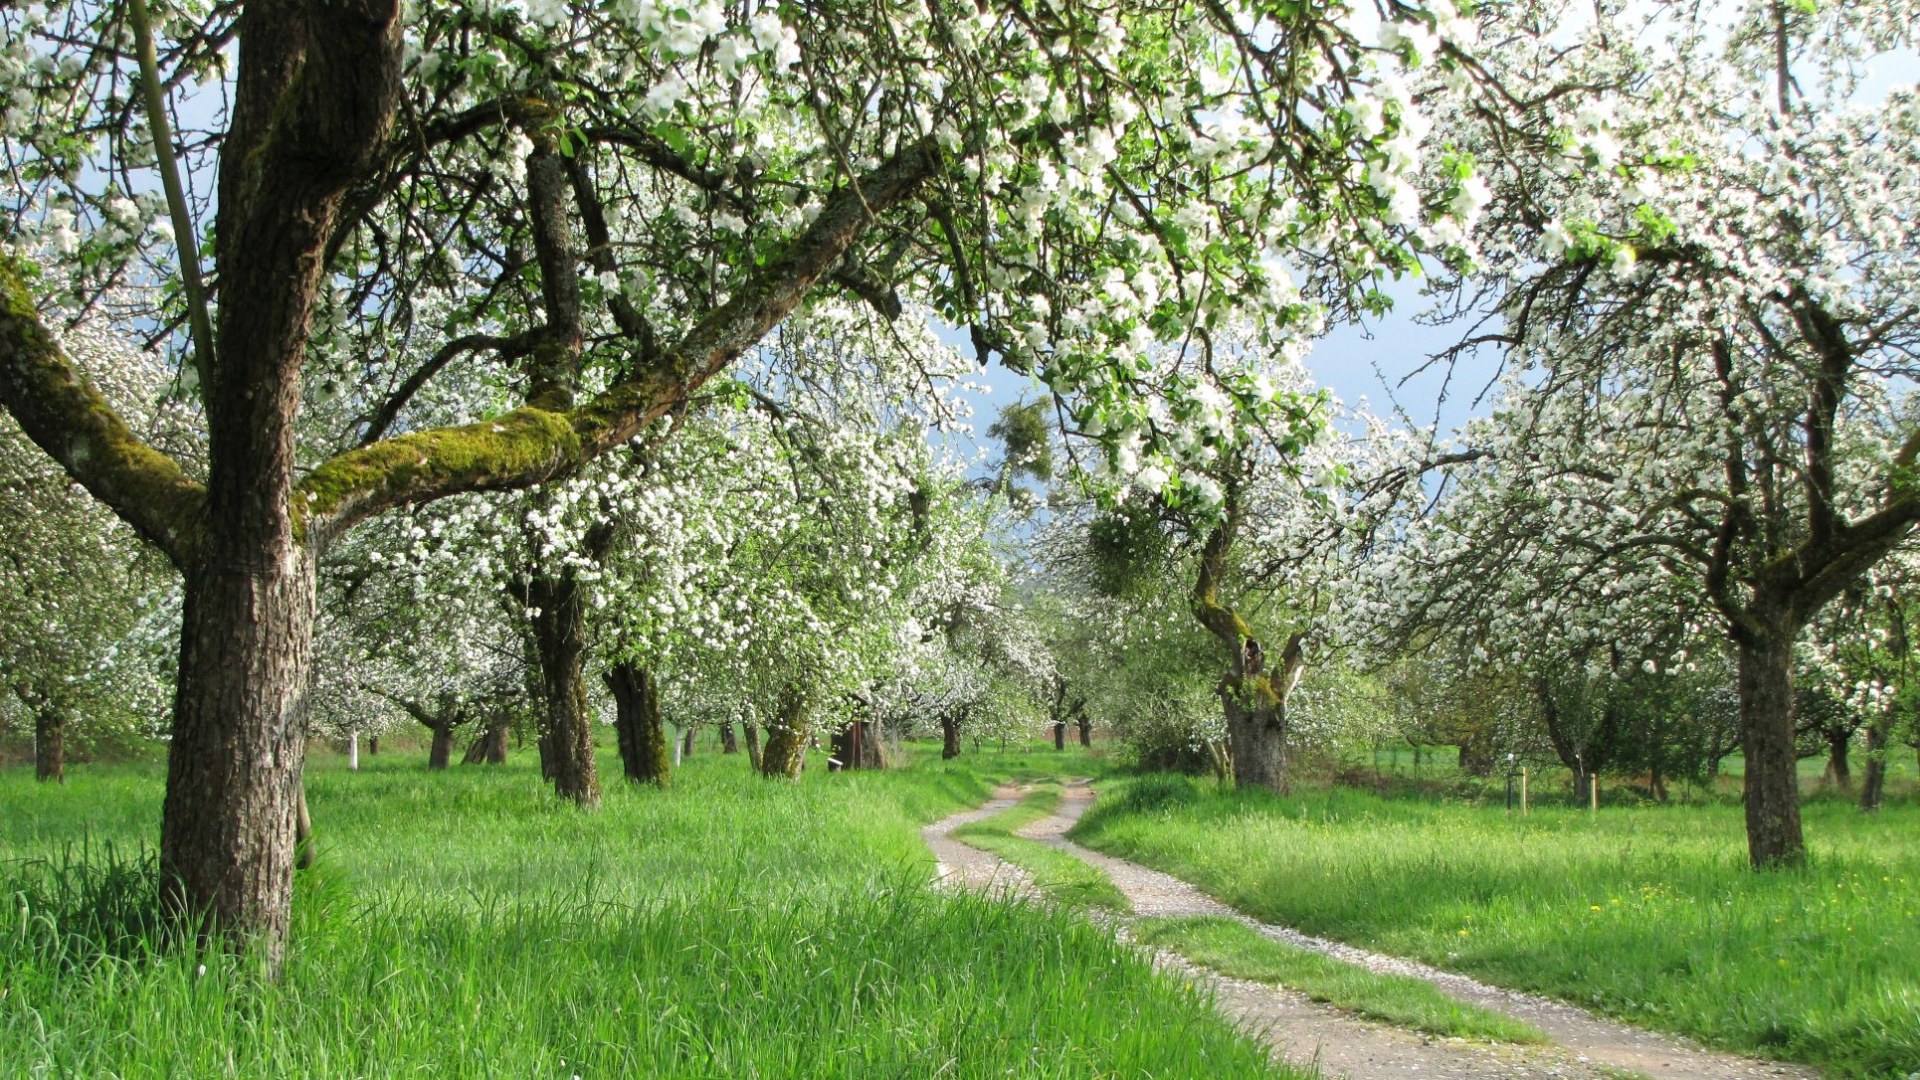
[1590,774,1599,813]
[1520,768,1528,814]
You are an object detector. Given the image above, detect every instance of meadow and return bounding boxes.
[0,742,1297,1079]
[1071,775,1920,1078]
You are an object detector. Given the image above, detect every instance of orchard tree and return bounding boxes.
[1801,549,1920,811]
[0,0,1508,950]
[1412,0,1920,864]
[310,512,531,770]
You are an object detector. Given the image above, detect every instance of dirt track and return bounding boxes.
[926,782,1821,1080]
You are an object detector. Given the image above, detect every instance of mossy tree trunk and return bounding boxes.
[940,716,961,760]
[1189,483,1302,794]
[759,684,811,778]
[719,721,739,754]
[605,660,670,785]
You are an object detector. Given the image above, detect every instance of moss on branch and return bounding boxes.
[0,255,206,565]
[296,405,582,541]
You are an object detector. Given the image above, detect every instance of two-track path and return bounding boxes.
[926,781,1820,1080]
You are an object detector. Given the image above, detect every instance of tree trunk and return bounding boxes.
[427,723,454,770]
[1053,722,1066,751]
[462,712,509,765]
[604,661,670,785]
[1077,716,1092,747]
[1736,630,1806,868]
[1824,727,1852,790]
[681,724,696,759]
[1458,734,1494,778]
[348,730,359,770]
[368,736,379,756]
[33,706,64,783]
[1859,712,1890,812]
[940,716,960,760]
[760,684,811,778]
[536,727,557,779]
[528,571,600,807]
[159,545,318,957]
[1226,691,1288,792]
[719,721,739,754]
[744,722,763,772]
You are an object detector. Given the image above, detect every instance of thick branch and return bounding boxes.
[0,259,205,565]
[299,140,942,540]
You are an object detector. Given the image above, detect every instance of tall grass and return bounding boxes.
[1072,775,1920,1078]
[2,743,1297,1078]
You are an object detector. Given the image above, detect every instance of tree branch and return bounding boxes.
[0,257,206,566]
[297,139,943,541]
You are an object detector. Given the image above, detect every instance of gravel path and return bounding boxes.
[921,785,1035,897]
[1017,781,1821,1080]
[924,787,1608,1079]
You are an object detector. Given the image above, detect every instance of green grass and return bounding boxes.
[949,784,1131,914]
[1072,774,1920,1079]
[0,741,1299,1078]
[1133,916,1547,1044]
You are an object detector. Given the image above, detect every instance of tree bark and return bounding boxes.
[1859,716,1888,812]
[368,736,379,756]
[744,721,763,772]
[427,723,454,770]
[940,716,961,760]
[527,570,599,807]
[1225,691,1288,792]
[33,705,64,782]
[760,684,810,778]
[1823,726,1852,789]
[1078,716,1092,747]
[719,721,739,754]
[1053,722,1066,751]
[681,724,696,758]
[1736,630,1806,867]
[462,711,509,765]
[160,544,318,957]
[604,660,669,785]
